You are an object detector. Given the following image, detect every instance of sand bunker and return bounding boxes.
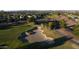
[25,26,53,43]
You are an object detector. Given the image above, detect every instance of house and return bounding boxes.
[66,20,76,27]
[65,20,77,30]
[35,18,58,23]
[34,18,61,29]
[72,16,79,23]
[58,15,77,28]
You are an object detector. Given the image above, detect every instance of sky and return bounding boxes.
[0,0,79,11]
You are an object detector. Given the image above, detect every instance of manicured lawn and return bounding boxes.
[0,23,34,48]
[72,25,79,38]
[73,28,79,36]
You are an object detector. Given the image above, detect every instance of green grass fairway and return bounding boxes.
[0,23,34,48]
[73,27,79,36]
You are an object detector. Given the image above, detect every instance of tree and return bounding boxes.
[48,22,53,29]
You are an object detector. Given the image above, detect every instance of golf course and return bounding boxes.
[0,23,35,48]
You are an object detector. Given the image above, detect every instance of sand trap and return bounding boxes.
[25,26,54,43]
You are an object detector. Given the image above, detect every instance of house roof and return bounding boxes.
[35,19,58,22]
[58,15,77,27]
[66,20,76,26]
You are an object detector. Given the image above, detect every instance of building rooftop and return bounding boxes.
[66,20,76,27]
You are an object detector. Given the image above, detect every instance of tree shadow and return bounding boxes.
[0,21,26,30]
[18,27,37,43]
[0,43,9,49]
[18,36,72,49]
[0,23,12,30]
[18,32,28,43]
